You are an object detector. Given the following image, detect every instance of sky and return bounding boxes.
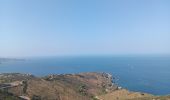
[0,0,170,57]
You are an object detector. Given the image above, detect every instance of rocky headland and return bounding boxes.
[0,72,169,100]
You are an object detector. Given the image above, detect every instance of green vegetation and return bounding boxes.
[91,96,100,100]
[0,89,22,100]
[78,84,87,96]
[101,88,107,94]
[22,80,28,94]
[0,79,12,83]
[31,95,41,100]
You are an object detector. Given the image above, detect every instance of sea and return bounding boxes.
[0,55,170,95]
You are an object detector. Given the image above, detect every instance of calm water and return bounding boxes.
[0,56,170,95]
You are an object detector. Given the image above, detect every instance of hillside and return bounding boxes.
[0,72,169,100]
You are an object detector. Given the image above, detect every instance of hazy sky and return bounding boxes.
[0,0,170,57]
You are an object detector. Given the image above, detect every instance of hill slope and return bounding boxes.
[0,72,169,100]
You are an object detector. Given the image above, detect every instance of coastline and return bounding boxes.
[0,72,169,100]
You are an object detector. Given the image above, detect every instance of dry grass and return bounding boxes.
[98,89,153,100]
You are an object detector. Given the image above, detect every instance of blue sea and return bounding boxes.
[0,56,170,95]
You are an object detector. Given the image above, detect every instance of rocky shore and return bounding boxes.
[0,72,169,100]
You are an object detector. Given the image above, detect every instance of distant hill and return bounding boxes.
[0,58,24,64]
